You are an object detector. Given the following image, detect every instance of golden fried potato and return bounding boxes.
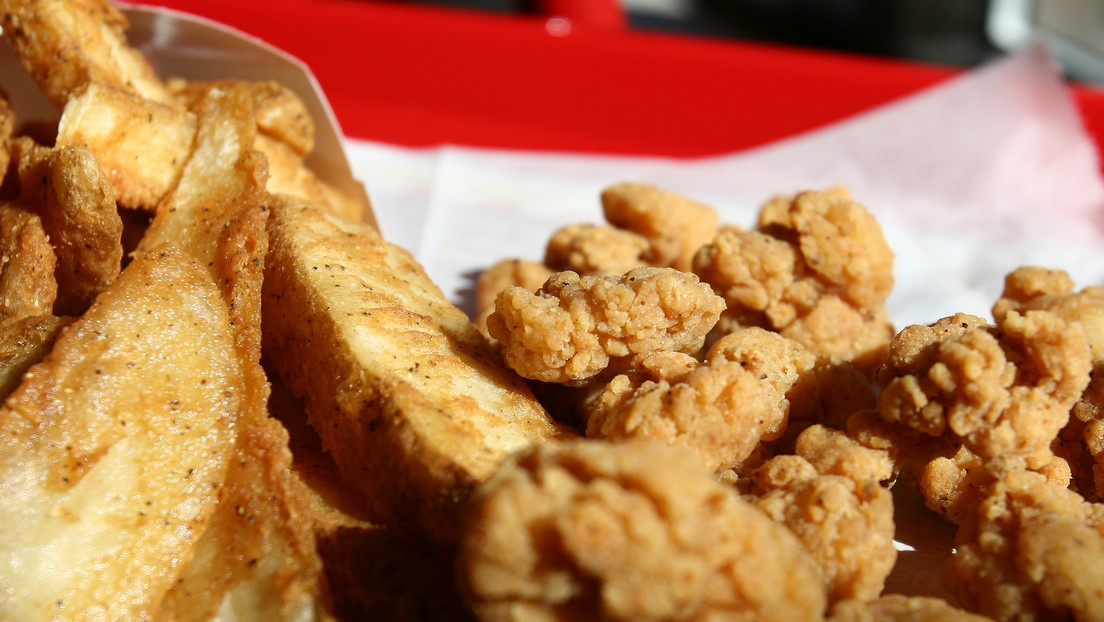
[57,83,196,210]
[136,81,268,356]
[0,314,70,401]
[15,138,122,316]
[0,202,56,322]
[169,78,316,155]
[262,194,575,549]
[0,0,170,109]
[255,132,369,223]
[0,244,244,620]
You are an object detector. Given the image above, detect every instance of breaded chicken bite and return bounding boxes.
[693,188,895,374]
[870,310,1091,523]
[487,267,725,384]
[829,595,994,621]
[456,439,828,622]
[543,223,650,276]
[994,266,1104,501]
[585,328,815,472]
[745,425,897,604]
[950,469,1104,622]
[600,182,720,272]
[473,258,555,336]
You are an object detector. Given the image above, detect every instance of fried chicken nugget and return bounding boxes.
[457,439,827,622]
[473,258,555,336]
[993,266,1104,501]
[828,595,994,621]
[746,425,897,604]
[487,267,725,384]
[870,310,1091,523]
[694,188,895,374]
[543,223,650,276]
[600,181,720,271]
[586,327,814,472]
[950,469,1104,622]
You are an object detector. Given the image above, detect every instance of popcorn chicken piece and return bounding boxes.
[871,310,1091,522]
[544,222,650,275]
[586,327,814,472]
[745,425,897,603]
[829,595,994,621]
[487,267,725,384]
[994,265,1104,501]
[950,469,1104,622]
[457,439,827,622]
[473,257,555,335]
[694,188,895,373]
[600,181,719,271]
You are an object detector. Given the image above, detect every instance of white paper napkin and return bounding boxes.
[347,43,1104,331]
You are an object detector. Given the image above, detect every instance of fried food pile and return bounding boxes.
[474,182,1104,621]
[1,1,1102,621]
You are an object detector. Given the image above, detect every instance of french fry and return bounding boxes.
[0,244,245,620]
[261,194,576,549]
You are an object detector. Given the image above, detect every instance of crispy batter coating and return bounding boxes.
[994,266,1104,501]
[693,189,895,373]
[457,439,828,622]
[487,267,725,384]
[544,223,650,276]
[829,595,994,621]
[746,425,897,604]
[474,258,556,336]
[869,310,1092,523]
[600,182,719,272]
[950,470,1104,622]
[585,328,813,472]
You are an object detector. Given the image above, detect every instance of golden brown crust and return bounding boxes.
[262,194,573,549]
[457,439,828,621]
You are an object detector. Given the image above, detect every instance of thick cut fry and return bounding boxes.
[136,82,333,621]
[15,139,122,316]
[0,202,56,322]
[169,78,316,155]
[255,132,369,223]
[0,0,170,109]
[0,244,245,620]
[57,83,196,210]
[262,194,575,549]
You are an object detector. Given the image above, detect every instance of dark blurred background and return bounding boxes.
[406,0,1002,68]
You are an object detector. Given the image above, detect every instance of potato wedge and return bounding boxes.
[0,202,56,322]
[0,0,170,109]
[15,139,123,316]
[262,194,576,548]
[0,243,244,620]
[57,83,196,210]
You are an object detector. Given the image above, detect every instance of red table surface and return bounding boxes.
[141,0,1104,167]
